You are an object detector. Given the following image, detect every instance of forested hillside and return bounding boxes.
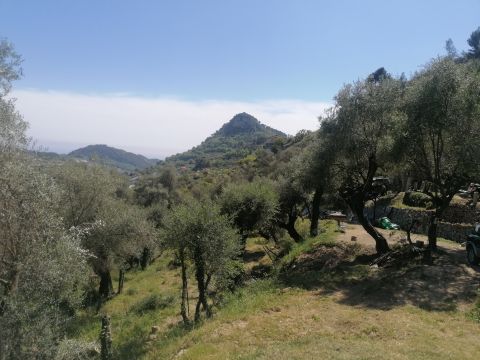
[34,144,158,171]
[166,112,288,169]
[68,144,158,171]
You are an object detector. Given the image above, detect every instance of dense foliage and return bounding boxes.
[68,144,158,171]
[166,113,287,168]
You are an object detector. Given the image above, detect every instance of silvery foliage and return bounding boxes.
[0,159,91,359]
[0,39,91,360]
[0,39,22,97]
[54,339,100,360]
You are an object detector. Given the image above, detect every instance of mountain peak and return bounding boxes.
[217,113,284,137]
[166,113,287,167]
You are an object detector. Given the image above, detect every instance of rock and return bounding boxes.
[148,334,157,341]
[175,349,187,358]
[86,347,101,357]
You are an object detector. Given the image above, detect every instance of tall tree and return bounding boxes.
[0,39,89,359]
[54,162,156,299]
[466,26,480,60]
[275,174,307,242]
[403,57,480,249]
[219,180,278,244]
[162,200,239,324]
[322,71,403,254]
[296,134,337,237]
[0,39,22,96]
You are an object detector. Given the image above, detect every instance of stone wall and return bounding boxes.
[364,205,474,243]
[441,204,480,224]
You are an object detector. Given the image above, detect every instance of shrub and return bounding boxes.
[403,191,433,208]
[129,294,175,315]
[468,292,480,322]
[215,259,246,292]
[55,339,100,360]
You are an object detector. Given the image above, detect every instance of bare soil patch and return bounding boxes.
[282,223,480,312]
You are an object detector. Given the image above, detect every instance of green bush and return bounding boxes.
[215,259,246,292]
[402,191,432,208]
[468,292,480,322]
[128,294,174,315]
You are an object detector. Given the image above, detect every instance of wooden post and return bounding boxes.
[100,315,112,360]
[117,268,125,295]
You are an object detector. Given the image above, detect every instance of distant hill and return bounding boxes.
[166,113,288,168]
[68,145,158,171]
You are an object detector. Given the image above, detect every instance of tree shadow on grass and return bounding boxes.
[280,245,480,312]
[116,335,148,360]
[243,249,266,263]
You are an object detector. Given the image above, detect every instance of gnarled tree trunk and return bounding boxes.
[352,201,390,254]
[310,187,323,237]
[278,209,303,243]
[140,247,151,270]
[179,249,190,325]
[98,268,113,300]
[194,246,211,322]
[340,154,390,254]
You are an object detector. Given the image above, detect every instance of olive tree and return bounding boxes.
[322,70,403,254]
[162,200,240,324]
[293,137,337,237]
[0,161,90,359]
[0,40,89,358]
[403,57,480,249]
[0,38,22,96]
[219,180,278,243]
[271,154,315,242]
[54,162,156,300]
[466,26,480,60]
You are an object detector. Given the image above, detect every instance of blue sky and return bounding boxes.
[2,0,479,157]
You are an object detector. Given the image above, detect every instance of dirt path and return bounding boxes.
[336,222,464,252]
[331,222,480,309]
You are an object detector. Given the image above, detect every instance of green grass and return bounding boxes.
[68,255,182,359]
[69,220,480,359]
[280,219,338,266]
[467,291,480,322]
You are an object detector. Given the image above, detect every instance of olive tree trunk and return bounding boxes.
[194,246,211,322]
[310,187,323,237]
[179,249,190,325]
[278,210,303,243]
[117,268,125,295]
[98,268,114,300]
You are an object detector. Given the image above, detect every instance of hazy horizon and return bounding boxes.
[14,89,330,158]
[3,0,479,158]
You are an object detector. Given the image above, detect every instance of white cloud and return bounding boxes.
[12,89,331,158]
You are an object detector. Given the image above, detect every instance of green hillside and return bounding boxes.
[166,113,288,168]
[68,144,158,171]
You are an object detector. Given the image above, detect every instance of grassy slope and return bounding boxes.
[71,221,480,359]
